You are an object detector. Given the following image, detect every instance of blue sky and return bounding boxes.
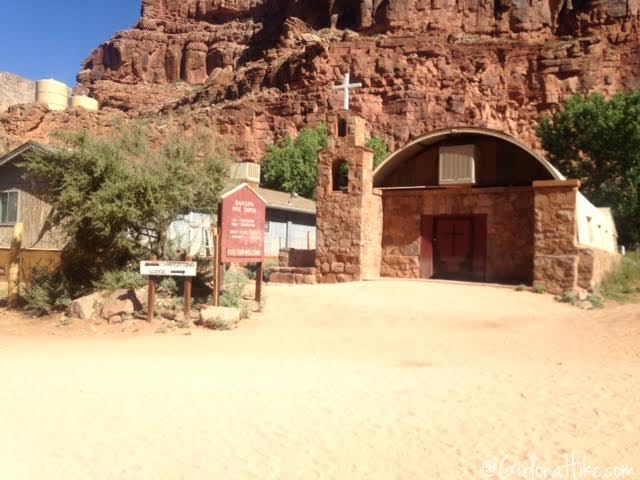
[0,1,140,86]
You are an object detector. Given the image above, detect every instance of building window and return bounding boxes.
[332,159,349,192]
[338,118,348,137]
[439,145,477,185]
[0,191,19,224]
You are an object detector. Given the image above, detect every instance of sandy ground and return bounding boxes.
[0,280,639,480]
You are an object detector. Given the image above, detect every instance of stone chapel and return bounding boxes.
[309,112,620,294]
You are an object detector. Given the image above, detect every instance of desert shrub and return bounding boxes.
[588,294,605,309]
[21,125,229,291]
[22,267,72,316]
[203,317,232,331]
[221,272,250,308]
[246,260,279,282]
[159,277,180,296]
[240,302,251,320]
[533,284,547,294]
[559,290,578,304]
[599,252,640,302]
[94,270,147,292]
[515,284,527,292]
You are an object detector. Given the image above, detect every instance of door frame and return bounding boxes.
[420,214,487,281]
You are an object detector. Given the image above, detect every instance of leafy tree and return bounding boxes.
[261,124,328,199]
[21,125,229,293]
[261,125,390,197]
[537,92,640,247]
[367,135,390,168]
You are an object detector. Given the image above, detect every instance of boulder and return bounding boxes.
[100,289,144,319]
[134,287,148,308]
[199,306,240,330]
[68,292,102,320]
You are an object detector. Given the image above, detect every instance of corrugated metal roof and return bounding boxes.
[256,186,316,214]
[222,179,316,214]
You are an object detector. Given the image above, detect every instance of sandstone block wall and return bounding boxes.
[577,247,622,291]
[278,248,316,268]
[381,187,535,284]
[268,267,317,285]
[533,181,580,294]
[315,114,379,283]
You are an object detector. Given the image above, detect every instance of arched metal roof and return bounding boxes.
[373,127,565,186]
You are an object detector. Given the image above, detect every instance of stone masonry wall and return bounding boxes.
[533,181,580,294]
[278,248,316,268]
[577,247,622,291]
[382,187,535,284]
[315,113,378,283]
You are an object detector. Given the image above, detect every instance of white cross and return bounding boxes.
[332,72,362,111]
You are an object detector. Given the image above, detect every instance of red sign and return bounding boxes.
[220,184,267,263]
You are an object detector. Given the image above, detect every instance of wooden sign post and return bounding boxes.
[217,183,267,306]
[140,258,198,322]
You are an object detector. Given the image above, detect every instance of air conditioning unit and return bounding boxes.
[230,162,261,184]
[439,145,477,185]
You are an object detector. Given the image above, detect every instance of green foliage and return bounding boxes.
[515,284,527,292]
[239,302,251,320]
[22,266,72,316]
[366,135,390,169]
[537,92,640,247]
[261,124,328,199]
[203,317,232,331]
[94,270,147,292]
[260,126,390,198]
[159,277,180,296]
[533,284,547,294]
[599,252,640,302]
[588,294,605,309]
[559,290,578,304]
[20,125,230,293]
[221,272,250,308]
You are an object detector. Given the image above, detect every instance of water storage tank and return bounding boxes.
[70,95,99,111]
[36,79,69,111]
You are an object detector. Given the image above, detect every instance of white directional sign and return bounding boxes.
[140,260,197,277]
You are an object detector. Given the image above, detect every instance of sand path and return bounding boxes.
[0,280,639,479]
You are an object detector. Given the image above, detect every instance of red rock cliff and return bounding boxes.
[4,0,640,160]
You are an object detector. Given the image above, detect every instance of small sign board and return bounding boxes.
[140,260,197,277]
[220,183,267,263]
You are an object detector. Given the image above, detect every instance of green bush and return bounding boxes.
[21,125,230,292]
[203,317,232,331]
[588,295,605,309]
[22,267,72,316]
[94,270,147,292]
[515,284,527,292]
[159,277,180,296]
[559,290,578,304]
[533,284,547,294]
[221,272,250,308]
[367,135,391,169]
[599,252,640,302]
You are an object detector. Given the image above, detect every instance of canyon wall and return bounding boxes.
[2,0,640,161]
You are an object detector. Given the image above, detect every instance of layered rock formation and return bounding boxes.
[2,0,640,160]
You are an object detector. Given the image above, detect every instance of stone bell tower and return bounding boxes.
[315,112,382,283]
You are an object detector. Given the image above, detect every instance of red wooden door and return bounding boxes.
[434,217,474,279]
